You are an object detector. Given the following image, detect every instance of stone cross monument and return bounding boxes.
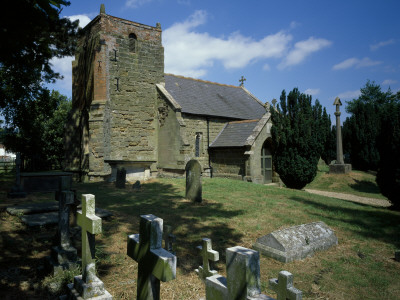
[127,214,177,300]
[329,97,352,174]
[269,271,302,300]
[67,194,112,299]
[195,238,219,280]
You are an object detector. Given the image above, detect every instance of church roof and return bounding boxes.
[210,120,260,147]
[164,74,266,120]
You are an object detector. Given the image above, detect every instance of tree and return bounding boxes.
[271,88,327,189]
[0,0,78,125]
[376,96,400,209]
[342,81,392,170]
[321,110,336,165]
[3,90,71,170]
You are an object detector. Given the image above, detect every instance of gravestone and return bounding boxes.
[205,246,272,299]
[127,214,177,300]
[46,177,79,274]
[185,159,202,202]
[66,194,112,300]
[163,225,176,255]
[7,153,27,198]
[132,180,141,190]
[195,238,219,280]
[116,167,126,188]
[253,221,338,263]
[269,271,302,300]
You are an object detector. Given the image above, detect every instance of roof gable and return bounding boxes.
[164,74,265,120]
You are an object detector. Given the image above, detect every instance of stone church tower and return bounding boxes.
[65,5,164,181]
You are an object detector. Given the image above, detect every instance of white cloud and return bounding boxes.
[370,39,395,51]
[163,10,293,77]
[68,14,91,28]
[263,64,271,71]
[382,79,397,85]
[125,0,153,8]
[304,88,320,96]
[337,90,361,100]
[278,37,332,69]
[333,57,382,70]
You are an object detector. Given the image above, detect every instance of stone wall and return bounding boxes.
[210,148,247,179]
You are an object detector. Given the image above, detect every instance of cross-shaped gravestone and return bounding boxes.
[127,214,177,300]
[269,271,302,300]
[195,238,219,280]
[206,246,273,300]
[77,194,102,283]
[163,225,176,255]
[66,194,112,299]
[57,176,74,249]
[239,75,246,86]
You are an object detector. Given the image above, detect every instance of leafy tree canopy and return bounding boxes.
[343,81,394,170]
[3,90,71,170]
[0,0,78,125]
[271,88,329,189]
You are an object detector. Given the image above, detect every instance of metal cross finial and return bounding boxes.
[239,76,246,87]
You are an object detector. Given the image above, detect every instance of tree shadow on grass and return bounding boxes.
[349,179,382,196]
[289,195,400,248]
[74,181,245,275]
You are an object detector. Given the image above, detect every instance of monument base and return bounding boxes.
[45,246,80,275]
[67,275,112,300]
[329,164,352,174]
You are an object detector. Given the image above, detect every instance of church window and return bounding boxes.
[195,133,202,157]
[129,33,137,53]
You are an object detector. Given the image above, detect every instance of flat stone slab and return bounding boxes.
[253,221,338,263]
[7,202,59,216]
[17,208,113,227]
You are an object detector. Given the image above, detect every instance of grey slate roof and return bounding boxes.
[164,74,265,120]
[210,120,260,147]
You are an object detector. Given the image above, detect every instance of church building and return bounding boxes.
[64,5,278,184]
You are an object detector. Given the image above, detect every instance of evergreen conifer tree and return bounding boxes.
[271,88,327,189]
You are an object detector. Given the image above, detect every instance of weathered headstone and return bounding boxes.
[163,225,176,255]
[205,246,272,299]
[253,221,338,263]
[185,159,202,202]
[269,271,302,300]
[67,194,112,299]
[132,180,142,190]
[7,153,27,198]
[127,214,177,300]
[329,97,352,174]
[46,177,79,274]
[195,238,219,280]
[116,167,126,188]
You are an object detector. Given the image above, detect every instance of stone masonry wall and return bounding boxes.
[210,148,247,179]
[67,12,164,180]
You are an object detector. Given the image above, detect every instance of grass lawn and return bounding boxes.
[306,165,388,200]
[0,171,399,299]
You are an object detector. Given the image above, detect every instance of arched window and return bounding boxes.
[129,33,137,53]
[195,133,202,157]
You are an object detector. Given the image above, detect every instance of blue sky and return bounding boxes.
[49,0,400,121]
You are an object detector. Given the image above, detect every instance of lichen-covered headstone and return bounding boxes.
[195,238,219,280]
[206,246,272,300]
[185,159,202,202]
[66,194,112,299]
[127,214,177,300]
[46,176,78,275]
[253,221,338,263]
[116,167,126,188]
[269,271,302,300]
